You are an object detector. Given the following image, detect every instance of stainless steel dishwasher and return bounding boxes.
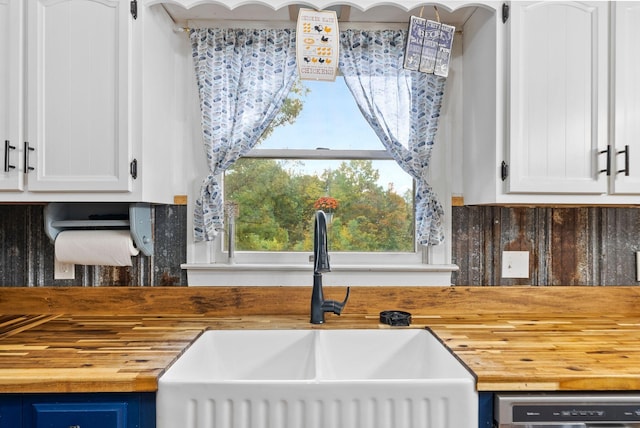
[495,393,640,427]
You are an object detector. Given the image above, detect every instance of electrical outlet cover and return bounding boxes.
[502,251,529,278]
[54,258,75,280]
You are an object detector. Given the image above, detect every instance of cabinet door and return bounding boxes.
[26,0,132,192]
[508,1,608,194]
[0,396,22,428]
[610,1,640,194]
[0,0,23,191]
[27,402,127,428]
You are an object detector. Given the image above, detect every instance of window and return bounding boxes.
[223,76,419,259]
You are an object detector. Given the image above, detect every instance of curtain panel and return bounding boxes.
[338,29,447,246]
[190,28,298,241]
[190,27,447,246]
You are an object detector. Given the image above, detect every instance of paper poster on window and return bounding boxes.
[296,8,339,82]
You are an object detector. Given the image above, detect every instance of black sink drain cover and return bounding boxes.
[379,310,412,326]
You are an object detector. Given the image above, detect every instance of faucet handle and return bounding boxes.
[321,287,351,315]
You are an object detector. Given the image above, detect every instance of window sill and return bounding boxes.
[181,263,458,286]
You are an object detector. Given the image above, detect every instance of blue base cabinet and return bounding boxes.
[28,402,127,428]
[0,395,22,427]
[1,393,154,428]
[478,392,494,427]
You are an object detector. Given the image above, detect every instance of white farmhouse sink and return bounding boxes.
[316,329,470,380]
[163,330,316,381]
[157,329,477,428]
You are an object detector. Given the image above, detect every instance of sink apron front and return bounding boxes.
[157,329,477,428]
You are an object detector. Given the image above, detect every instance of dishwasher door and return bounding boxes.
[495,394,640,428]
[496,422,639,427]
[497,424,639,428]
[497,419,640,427]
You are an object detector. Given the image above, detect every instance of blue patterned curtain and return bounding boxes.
[338,29,447,246]
[190,28,297,241]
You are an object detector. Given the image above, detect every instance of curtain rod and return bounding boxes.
[173,20,409,33]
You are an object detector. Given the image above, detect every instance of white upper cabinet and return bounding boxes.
[0,0,186,202]
[507,1,608,195]
[463,1,640,205]
[0,0,23,191]
[610,1,640,194]
[26,0,132,192]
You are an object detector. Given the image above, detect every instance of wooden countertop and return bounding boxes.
[429,314,640,391]
[0,286,639,393]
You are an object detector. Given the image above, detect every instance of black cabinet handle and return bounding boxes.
[4,140,15,172]
[23,141,34,173]
[617,145,630,176]
[130,158,137,179]
[598,145,611,176]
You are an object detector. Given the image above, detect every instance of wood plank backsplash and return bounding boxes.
[1,205,639,286]
[452,206,640,286]
[0,205,187,286]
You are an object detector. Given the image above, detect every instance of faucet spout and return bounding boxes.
[311,210,350,324]
[313,210,330,274]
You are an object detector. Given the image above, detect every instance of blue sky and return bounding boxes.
[261,77,378,150]
[259,78,413,193]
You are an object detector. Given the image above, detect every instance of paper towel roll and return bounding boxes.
[55,230,140,266]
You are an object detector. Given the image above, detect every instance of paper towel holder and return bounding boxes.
[44,202,153,256]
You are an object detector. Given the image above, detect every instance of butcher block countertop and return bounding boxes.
[0,286,640,393]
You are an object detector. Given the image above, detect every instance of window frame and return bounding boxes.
[184,19,457,275]
[216,147,431,266]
